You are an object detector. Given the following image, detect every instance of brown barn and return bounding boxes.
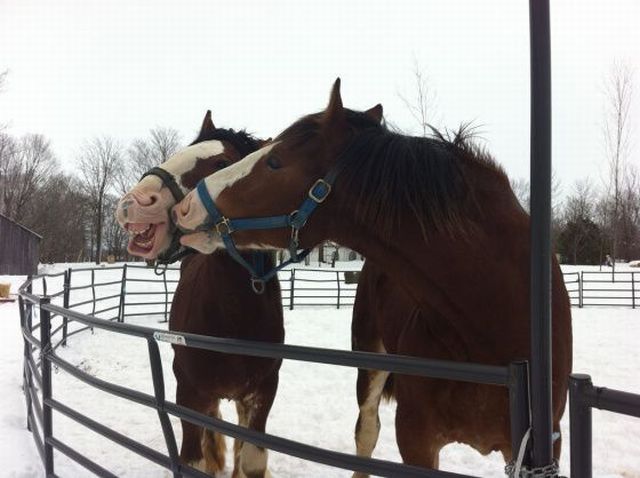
[0,213,41,275]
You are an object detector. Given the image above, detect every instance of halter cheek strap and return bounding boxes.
[140,167,186,203]
[195,167,340,289]
[139,167,194,269]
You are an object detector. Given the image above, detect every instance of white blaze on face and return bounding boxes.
[124,140,227,200]
[174,143,278,252]
[159,140,226,187]
[201,142,277,200]
[161,140,225,176]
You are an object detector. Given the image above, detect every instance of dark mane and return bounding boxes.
[191,127,261,157]
[279,110,506,240]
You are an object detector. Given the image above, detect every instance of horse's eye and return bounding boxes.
[266,156,281,170]
[215,159,230,169]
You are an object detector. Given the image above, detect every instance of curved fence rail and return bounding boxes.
[19,265,532,478]
[28,265,640,334]
[18,264,640,477]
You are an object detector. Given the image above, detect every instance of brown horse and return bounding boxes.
[172,80,572,472]
[115,112,282,477]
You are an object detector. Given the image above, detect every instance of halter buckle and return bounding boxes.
[251,278,266,295]
[308,179,332,203]
[215,217,233,236]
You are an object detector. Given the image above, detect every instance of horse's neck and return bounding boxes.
[203,249,274,268]
[322,185,528,319]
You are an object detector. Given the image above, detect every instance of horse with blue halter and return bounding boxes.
[171,80,572,473]
[116,112,282,477]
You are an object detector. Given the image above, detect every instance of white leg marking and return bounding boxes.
[187,458,208,472]
[356,370,390,458]
[240,443,269,478]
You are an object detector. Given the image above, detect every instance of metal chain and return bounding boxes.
[505,460,560,478]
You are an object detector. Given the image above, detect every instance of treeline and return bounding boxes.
[2,125,638,266]
[512,176,640,265]
[0,128,180,263]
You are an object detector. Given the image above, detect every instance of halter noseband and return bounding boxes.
[194,164,341,288]
[139,167,193,271]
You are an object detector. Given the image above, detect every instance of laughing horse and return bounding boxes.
[171,80,572,472]
[116,112,282,477]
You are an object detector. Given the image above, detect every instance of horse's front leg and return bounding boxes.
[233,371,279,478]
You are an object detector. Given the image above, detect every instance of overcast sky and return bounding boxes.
[1,0,638,194]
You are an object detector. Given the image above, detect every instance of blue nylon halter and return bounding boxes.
[194,166,341,288]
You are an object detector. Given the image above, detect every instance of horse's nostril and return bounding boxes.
[180,196,191,217]
[134,192,159,207]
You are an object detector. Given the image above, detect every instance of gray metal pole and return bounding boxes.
[528,0,554,468]
[508,361,531,464]
[40,296,54,475]
[569,374,592,478]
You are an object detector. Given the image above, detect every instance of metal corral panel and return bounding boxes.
[0,214,41,275]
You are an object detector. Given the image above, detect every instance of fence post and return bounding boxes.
[632,272,636,309]
[336,271,341,309]
[162,268,169,323]
[19,295,33,432]
[569,374,593,478]
[39,296,54,476]
[579,272,583,309]
[289,269,295,310]
[90,269,96,317]
[62,268,71,346]
[508,361,531,470]
[147,338,181,477]
[118,264,127,323]
[26,277,33,327]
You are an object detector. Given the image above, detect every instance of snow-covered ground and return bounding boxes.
[1,262,639,477]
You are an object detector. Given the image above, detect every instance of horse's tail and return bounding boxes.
[201,406,226,473]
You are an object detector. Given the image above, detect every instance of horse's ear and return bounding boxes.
[323,78,346,130]
[364,104,383,123]
[199,110,216,136]
[258,138,273,148]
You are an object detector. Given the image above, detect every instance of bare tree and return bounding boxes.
[119,127,181,193]
[0,133,19,212]
[509,173,562,214]
[0,133,58,222]
[559,179,599,264]
[397,59,438,137]
[21,173,90,262]
[618,167,640,260]
[602,60,634,273]
[510,177,530,212]
[0,69,7,131]
[150,127,181,163]
[78,137,123,264]
[102,193,130,260]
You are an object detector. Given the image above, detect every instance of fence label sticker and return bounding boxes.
[153,332,186,346]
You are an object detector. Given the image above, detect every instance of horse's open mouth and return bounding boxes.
[127,222,165,258]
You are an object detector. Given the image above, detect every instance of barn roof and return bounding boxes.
[0,213,43,239]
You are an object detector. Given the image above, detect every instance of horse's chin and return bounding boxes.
[127,222,171,259]
[179,231,222,254]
